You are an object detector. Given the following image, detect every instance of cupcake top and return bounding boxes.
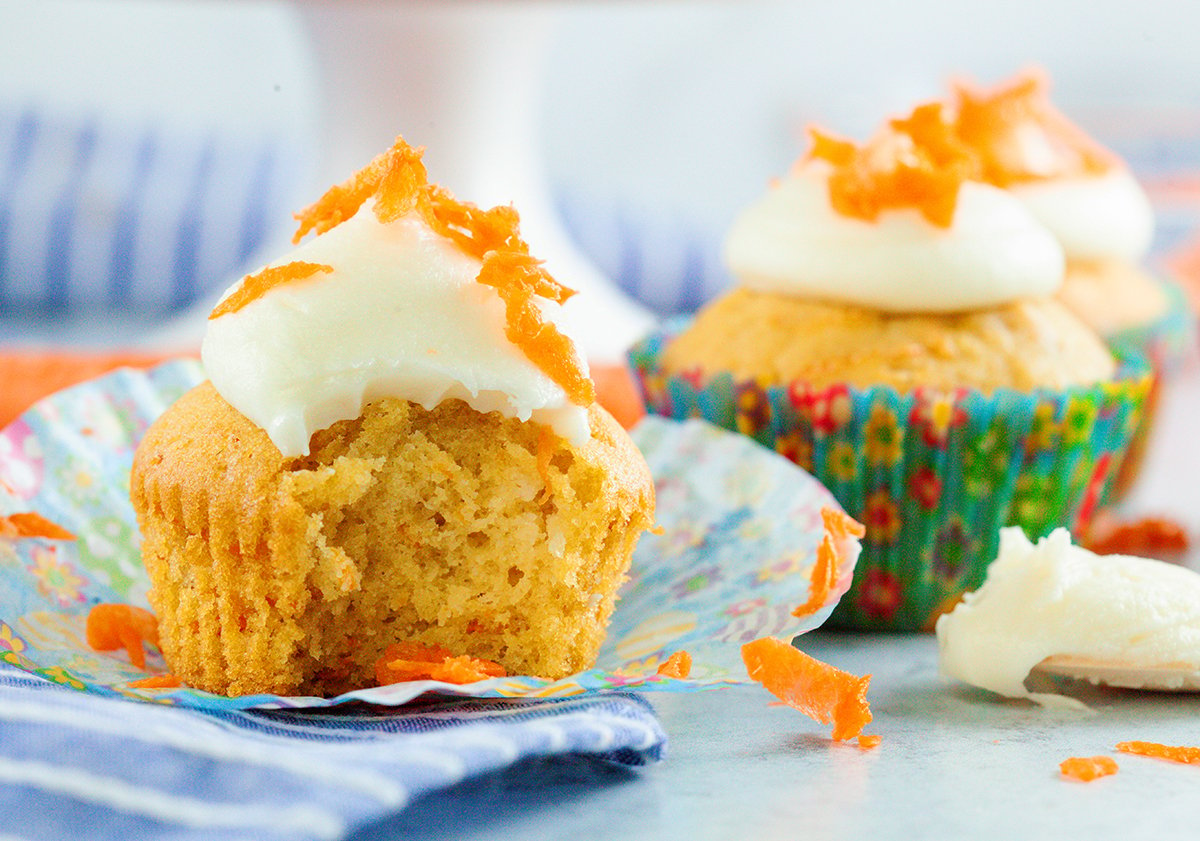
[936,527,1200,707]
[202,137,594,458]
[724,102,1065,314]
[951,70,1155,263]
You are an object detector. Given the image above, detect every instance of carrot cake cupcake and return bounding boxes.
[631,102,1149,630]
[131,137,656,697]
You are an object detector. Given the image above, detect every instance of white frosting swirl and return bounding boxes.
[1009,168,1155,262]
[937,527,1200,708]
[202,207,590,457]
[724,165,1065,313]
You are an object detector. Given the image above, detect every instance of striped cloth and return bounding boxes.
[0,104,306,321]
[0,661,665,841]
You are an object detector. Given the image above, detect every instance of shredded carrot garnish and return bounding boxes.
[126,673,182,690]
[375,641,507,686]
[290,136,593,406]
[209,262,334,319]
[857,734,883,750]
[1082,515,1190,562]
[1059,756,1119,782]
[951,68,1117,187]
[793,507,864,619]
[742,636,873,742]
[85,604,159,671]
[656,650,693,679]
[1116,741,1200,765]
[0,512,75,541]
[807,101,980,228]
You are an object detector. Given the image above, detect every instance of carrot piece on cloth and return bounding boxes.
[375,641,507,686]
[125,674,182,690]
[85,604,159,671]
[656,650,692,679]
[1059,756,1119,782]
[1116,741,1200,765]
[741,636,875,743]
[0,512,75,541]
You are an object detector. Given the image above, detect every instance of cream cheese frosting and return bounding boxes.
[1009,168,1155,263]
[936,527,1200,708]
[723,164,1065,314]
[202,205,591,458]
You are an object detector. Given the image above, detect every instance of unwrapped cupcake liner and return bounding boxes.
[0,360,856,710]
[1103,275,1197,499]
[630,319,1153,631]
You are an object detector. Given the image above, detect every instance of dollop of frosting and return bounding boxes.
[936,528,1200,707]
[202,137,592,457]
[952,70,1154,262]
[724,163,1064,313]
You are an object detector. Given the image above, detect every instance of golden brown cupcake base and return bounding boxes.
[661,287,1115,393]
[131,383,654,697]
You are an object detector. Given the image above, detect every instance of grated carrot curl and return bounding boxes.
[656,650,693,679]
[1116,741,1200,765]
[793,507,865,619]
[375,641,507,686]
[126,673,182,690]
[807,101,980,228]
[1059,756,1119,782]
[742,636,873,742]
[0,512,75,541]
[86,604,159,671]
[209,262,334,319]
[951,68,1117,188]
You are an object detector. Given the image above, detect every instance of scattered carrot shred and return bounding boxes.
[1059,755,1119,782]
[289,135,593,406]
[0,512,75,541]
[857,734,883,750]
[741,636,873,742]
[793,507,865,619]
[85,604,159,671]
[375,641,507,686]
[951,68,1117,187]
[807,101,979,228]
[656,650,693,679]
[1082,514,1190,563]
[1116,741,1200,765]
[209,262,334,319]
[126,673,182,690]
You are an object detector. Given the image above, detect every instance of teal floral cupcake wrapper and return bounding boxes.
[630,320,1152,631]
[1103,275,1196,499]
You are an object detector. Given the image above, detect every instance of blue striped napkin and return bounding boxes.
[0,661,665,841]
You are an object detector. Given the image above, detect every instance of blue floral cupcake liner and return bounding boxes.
[1103,275,1196,499]
[630,319,1152,631]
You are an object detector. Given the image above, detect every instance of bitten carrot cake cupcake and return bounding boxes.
[631,102,1150,630]
[950,70,1195,493]
[130,137,656,697]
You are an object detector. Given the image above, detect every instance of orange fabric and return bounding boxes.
[126,674,182,690]
[741,636,873,742]
[591,364,645,430]
[0,350,179,429]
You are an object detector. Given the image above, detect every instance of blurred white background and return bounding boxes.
[2,0,1199,347]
